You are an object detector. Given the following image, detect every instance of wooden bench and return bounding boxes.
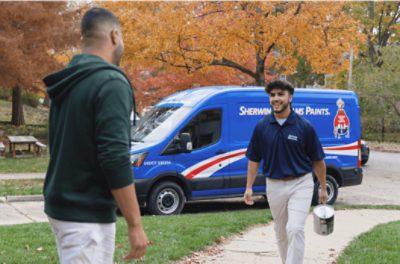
[0,142,5,158]
[7,136,38,158]
[35,141,47,155]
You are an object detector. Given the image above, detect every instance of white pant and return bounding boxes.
[266,173,313,264]
[48,216,116,264]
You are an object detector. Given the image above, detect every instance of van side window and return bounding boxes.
[181,109,222,150]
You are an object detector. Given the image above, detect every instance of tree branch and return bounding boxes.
[377,4,385,45]
[196,9,226,18]
[294,1,304,15]
[387,2,400,27]
[266,43,275,54]
[156,53,197,73]
[382,95,400,117]
[211,57,257,79]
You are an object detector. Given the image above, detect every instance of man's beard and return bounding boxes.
[272,102,290,114]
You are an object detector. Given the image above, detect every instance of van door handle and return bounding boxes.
[216,150,227,155]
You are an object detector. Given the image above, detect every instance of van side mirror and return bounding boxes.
[162,133,193,155]
[179,133,192,153]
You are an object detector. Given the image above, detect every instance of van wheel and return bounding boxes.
[148,181,186,215]
[312,175,338,206]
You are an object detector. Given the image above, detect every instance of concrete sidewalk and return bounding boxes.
[0,172,45,180]
[0,201,46,225]
[179,209,400,264]
[0,171,45,227]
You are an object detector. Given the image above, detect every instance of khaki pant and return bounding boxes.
[48,216,116,264]
[266,173,313,264]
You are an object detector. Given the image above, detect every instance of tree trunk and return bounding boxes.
[11,85,25,126]
[255,52,266,86]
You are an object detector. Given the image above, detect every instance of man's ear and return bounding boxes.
[110,28,118,45]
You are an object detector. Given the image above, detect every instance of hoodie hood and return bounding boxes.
[43,54,129,103]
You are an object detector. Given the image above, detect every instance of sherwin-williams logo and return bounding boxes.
[239,106,330,116]
[333,98,350,139]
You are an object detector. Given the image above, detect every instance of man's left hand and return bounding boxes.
[319,187,328,204]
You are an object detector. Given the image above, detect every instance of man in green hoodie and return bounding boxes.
[43,7,148,263]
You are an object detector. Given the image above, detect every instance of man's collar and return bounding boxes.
[268,109,296,125]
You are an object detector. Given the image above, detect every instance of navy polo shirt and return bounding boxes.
[246,110,325,179]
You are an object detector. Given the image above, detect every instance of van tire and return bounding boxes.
[312,175,338,206]
[148,181,186,215]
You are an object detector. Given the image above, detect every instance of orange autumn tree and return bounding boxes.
[128,67,258,110]
[0,2,80,126]
[103,1,363,86]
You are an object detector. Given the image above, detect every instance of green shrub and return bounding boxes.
[0,123,48,142]
[29,124,48,141]
[0,88,11,101]
[361,116,400,143]
[22,91,40,108]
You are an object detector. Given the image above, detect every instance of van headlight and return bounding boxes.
[130,152,148,167]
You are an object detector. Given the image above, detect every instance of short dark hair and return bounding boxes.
[265,80,294,95]
[81,7,120,37]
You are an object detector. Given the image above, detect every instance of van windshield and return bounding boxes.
[132,106,191,143]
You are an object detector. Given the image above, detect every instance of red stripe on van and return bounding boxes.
[324,145,358,151]
[185,151,246,180]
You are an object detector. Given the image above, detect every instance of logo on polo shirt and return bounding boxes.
[288,135,298,141]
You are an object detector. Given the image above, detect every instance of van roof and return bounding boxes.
[156,86,356,107]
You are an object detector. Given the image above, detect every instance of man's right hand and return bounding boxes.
[123,225,148,260]
[243,187,254,205]
[112,184,148,260]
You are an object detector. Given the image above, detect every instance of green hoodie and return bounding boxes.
[43,54,134,223]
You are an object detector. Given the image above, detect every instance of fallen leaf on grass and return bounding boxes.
[116,243,124,249]
[215,236,226,244]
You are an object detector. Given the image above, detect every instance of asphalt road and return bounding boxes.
[337,151,400,205]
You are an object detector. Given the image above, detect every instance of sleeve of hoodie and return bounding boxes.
[95,78,134,189]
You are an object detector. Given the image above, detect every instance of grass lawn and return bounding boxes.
[0,179,43,196]
[337,220,400,264]
[0,205,399,263]
[0,209,271,264]
[0,156,49,173]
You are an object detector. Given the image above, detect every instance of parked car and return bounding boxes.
[361,140,370,165]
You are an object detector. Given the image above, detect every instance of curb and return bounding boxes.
[0,195,44,203]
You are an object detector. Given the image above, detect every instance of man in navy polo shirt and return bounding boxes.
[243,80,328,264]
